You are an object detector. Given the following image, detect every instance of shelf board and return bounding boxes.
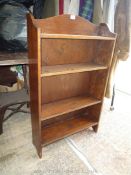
[41,96,101,121]
[41,115,98,145]
[0,52,28,66]
[41,63,107,77]
[41,33,115,40]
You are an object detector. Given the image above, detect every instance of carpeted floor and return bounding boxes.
[0,90,131,175]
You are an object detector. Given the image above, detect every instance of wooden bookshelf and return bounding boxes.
[27,14,116,158]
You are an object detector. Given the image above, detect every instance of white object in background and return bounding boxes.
[68,0,80,15]
[70,14,76,20]
[103,0,118,32]
[64,0,70,14]
[101,0,103,10]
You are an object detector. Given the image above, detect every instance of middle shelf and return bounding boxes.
[41,96,101,121]
[41,63,107,77]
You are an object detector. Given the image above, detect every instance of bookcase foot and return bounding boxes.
[38,150,42,159]
[92,125,98,133]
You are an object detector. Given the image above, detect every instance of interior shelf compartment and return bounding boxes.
[41,63,107,77]
[41,114,98,145]
[41,33,115,40]
[41,95,101,121]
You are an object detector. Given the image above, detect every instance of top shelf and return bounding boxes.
[41,33,115,40]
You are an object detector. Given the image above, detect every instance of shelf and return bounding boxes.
[41,96,101,121]
[41,115,98,145]
[41,33,115,40]
[0,52,28,66]
[41,63,107,77]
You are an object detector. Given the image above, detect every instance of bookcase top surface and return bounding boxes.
[28,14,116,39]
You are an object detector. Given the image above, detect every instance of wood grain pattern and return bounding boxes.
[41,39,115,67]
[41,39,94,66]
[41,72,90,104]
[41,96,101,121]
[41,115,98,145]
[41,63,107,77]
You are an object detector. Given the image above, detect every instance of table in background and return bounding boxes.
[0,52,29,134]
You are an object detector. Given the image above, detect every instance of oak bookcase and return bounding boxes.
[27,14,116,158]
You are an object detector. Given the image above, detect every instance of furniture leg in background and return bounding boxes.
[0,52,29,135]
[110,84,115,111]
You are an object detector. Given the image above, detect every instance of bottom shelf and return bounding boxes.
[41,115,98,145]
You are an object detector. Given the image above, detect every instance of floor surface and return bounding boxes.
[0,90,131,175]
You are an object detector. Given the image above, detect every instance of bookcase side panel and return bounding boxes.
[27,14,42,157]
[87,103,103,132]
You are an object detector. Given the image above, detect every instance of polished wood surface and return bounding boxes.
[41,63,107,77]
[27,14,116,158]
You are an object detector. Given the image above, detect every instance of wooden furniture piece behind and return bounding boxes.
[27,14,116,158]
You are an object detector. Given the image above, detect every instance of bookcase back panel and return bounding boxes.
[41,39,95,65]
[93,40,115,66]
[88,69,108,99]
[41,108,88,127]
[41,72,90,104]
[87,103,102,121]
[41,39,115,67]
[41,69,108,104]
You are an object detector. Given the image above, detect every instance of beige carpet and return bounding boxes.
[0,90,131,175]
